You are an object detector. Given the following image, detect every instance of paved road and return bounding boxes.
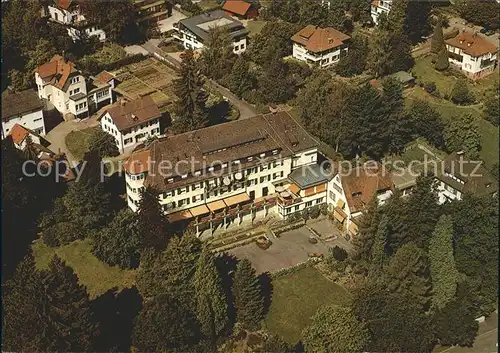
[140,40,259,120]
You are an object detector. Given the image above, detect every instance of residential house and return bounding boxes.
[391,71,416,88]
[435,151,498,204]
[222,0,259,20]
[370,0,392,24]
[445,29,498,79]
[46,0,106,42]
[7,124,52,156]
[134,0,170,25]
[2,89,45,139]
[35,55,114,120]
[291,25,350,67]
[99,96,162,153]
[329,163,394,236]
[174,9,249,54]
[123,111,328,236]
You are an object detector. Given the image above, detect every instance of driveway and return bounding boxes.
[158,9,186,33]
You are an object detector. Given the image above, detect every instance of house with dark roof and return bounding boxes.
[2,89,45,139]
[174,9,249,54]
[435,151,498,204]
[35,55,114,120]
[45,0,106,42]
[445,29,498,79]
[291,25,350,67]
[222,0,258,19]
[99,96,163,153]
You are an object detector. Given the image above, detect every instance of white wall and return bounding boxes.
[48,5,106,42]
[446,44,497,74]
[178,28,247,54]
[2,109,45,139]
[292,43,347,67]
[436,180,462,204]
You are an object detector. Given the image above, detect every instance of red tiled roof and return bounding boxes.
[291,25,350,53]
[446,30,497,57]
[94,71,115,85]
[124,149,151,174]
[222,0,251,16]
[36,55,78,90]
[55,0,73,10]
[9,124,32,145]
[341,162,393,213]
[101,96,162,131]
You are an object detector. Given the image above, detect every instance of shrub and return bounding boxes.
[424,81,437,93]
[320,204,328,215]
[42,230,60,248]
[309,205,321,219]
[331,246,348,262]
[302,209,310,221]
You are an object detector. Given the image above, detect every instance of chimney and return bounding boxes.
[328,38,333,44]
[120,99,126,106]
[132,114,138,121]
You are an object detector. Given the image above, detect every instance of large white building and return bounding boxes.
[445,30,498,79]
[370,0,392,24]
[123,112,394,238]
[1,89,45,139]
[99,96,162,153]
[35,55,114,120]
[46,0,106,42]
[174,9,249,54]
[291,25,350,68]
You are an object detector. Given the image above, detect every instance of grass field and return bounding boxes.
[246,20,267,37]
[32,239,136,299]
[264,266,351,344]
[65,126,100,161]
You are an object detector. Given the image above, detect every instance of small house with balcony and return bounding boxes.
[291,25,350,68]
[46,0,106,42]
[99,96,162,153]
[174,9,249,54]
[445,30,498,79]
[370,0,392,24]
[35,55,113,120]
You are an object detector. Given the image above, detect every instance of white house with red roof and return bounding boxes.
[291,25,350,67]
[445,29,498,79]
[46,0,106,42]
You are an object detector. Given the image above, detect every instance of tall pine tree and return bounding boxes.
[431,17,445,54]
[232,259,264,329]
[136,186,171,251]
[172,49,209,133]
[228,55,254,98]
[429,215,459,311]
[194,247,229,345]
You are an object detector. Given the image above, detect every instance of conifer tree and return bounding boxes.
[172,49,209,133]
[228,55,254,98]
[429,215,459,311]
[369,214,388,276]
[232,259,264,329]
[194,247,229,344]
[384,242,432,310]
[40,256,98,352]
[351,196,379,273]
[136,186,171,251]
[450,77,473,105]
[257,54,295,104]
[435,47,450,71]
[199,26,236,81]
[444,113,481,159]
[431,17,445,54]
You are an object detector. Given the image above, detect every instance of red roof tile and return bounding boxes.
[222,0,251,16]
[446,30,497,57]
[291,25,350,53]
[8,124,32,145]
[101,96,162,131]
[36,55,78,90]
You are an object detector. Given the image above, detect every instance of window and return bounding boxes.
[178,187,186,194]
[124,138,133,145]
[332,182,342,193]
[306,201,313,208]
[316,198,323,204]
[240,44,245,50]
[34,118,43,123]
[329,190,336,201]
[248,156,253,161]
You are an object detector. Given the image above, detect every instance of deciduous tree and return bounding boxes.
[199,26,236,81]
[227,55,255,98]
[483,93,499,125]
[450,77,474,105]
[444,113,481,159]
[87,129,119,159]
[302,305,369,353]
[407,99,445,148]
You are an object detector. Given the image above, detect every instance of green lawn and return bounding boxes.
[264,266,351,344]
[65,126,100,161]
[246,20,267,38]
[32,239,136,298]
[199,0,220,10]
[477,119,499,169]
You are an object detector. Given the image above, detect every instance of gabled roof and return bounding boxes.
[8,124,39,145]
[2,89,44,121]
[101,96,162,131]
[436,152,498,196]
[341,162,393,213]
[35,55,79,90]
[291,25,350,53]
[94,71,115,85]
[53,0,76,10]
[222,0,252,16]
[445,30,497,57]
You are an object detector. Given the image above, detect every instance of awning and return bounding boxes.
[167,209,193,222]
[190,204,210,217]
[316,183,326,193]
[223,193,250,207]
[336,199,345,209]
[334,207,347,223]
[348,221,359,235]
[207,200,226,212]
[288,183,301,195]
[304,187,315,197]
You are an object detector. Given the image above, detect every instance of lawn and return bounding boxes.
[199,0,220,10]
[32,239,137,299]
[264,266,351,344]
[65,126,100,161]
[246,20,267,38]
